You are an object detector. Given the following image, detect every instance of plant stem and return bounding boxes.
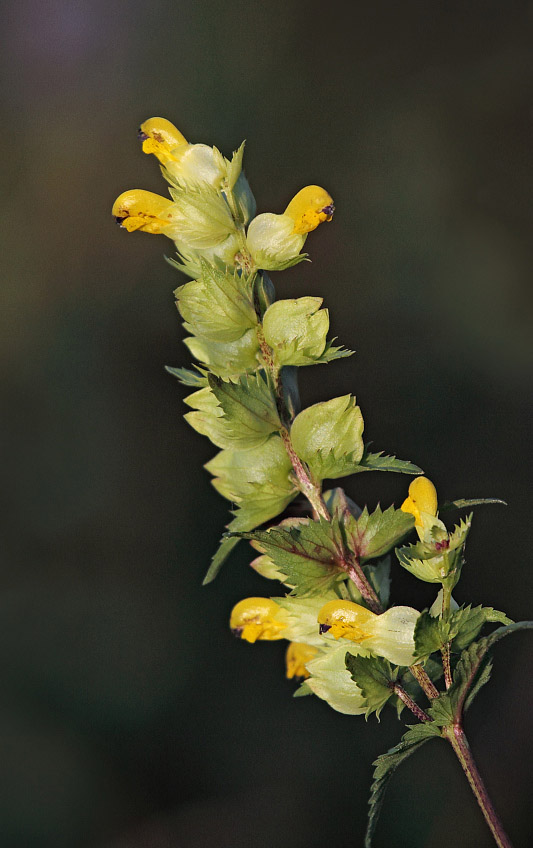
[444,724,513,848]
[391,682,430,722]
[442,643,452,689]
[409,664,440,701]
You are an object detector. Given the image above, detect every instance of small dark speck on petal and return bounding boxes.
[319,624,331,634]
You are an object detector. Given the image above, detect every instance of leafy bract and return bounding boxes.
[165,364,208,387]
[262,297,330,366]
[167,180,237,249]
[233,517,346,596]
[344,505,415,562]
[305,644,369,715]
[439,497,507,512]
[290,395,365,480]
[184,327,260,378]
[206,372,281,448]
[396,515,472,585]
[175,262,257,342]
[351,448,423,476]
[345,654,396,720]
[365,723,441,847]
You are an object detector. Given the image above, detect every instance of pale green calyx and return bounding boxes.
[262,297,329,366]
[290,395,365,480]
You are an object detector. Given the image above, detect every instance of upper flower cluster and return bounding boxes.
[112,117,334,275]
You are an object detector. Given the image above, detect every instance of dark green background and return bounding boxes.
[1,1,532,846]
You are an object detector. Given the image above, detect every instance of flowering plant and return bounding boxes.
[113,117,532,848]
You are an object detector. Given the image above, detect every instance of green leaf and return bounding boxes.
[207,372,281,449]
[366,557,391,608]
[226,141,245,190]
[439,497,507,512]
[365,724,440,847]
[166,179,237,249]
[449,621,533,718]
[414,611,451,660]
[352,448,423,476]
[184,328,260,378]
[344,505,415,562]
[253,272,276,318]
[262,297,330,366]
[176,262,257,343]
[203,535,241,585]
[290,395,365,480]
[165,365,208,387]
[427,693,454,726]
[231,517,346,597]
[345,654,396,720]
[450,605,513,652]
[309,337,354,364]
[396,515,471,585]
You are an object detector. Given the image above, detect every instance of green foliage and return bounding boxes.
[207,372,281,448]
[262,297,330,366]
[233,517,346,596]
[414,605,513,661]
[439,497,507,512]
[175,262,257,342]
[344,505,415,562]
[345,654,396,719]
[365,557,391,608]
[365,723,441,847]
[165,364,208,387]
[290,395,365,480]
[167,180,237,248]
[351,448,423,476]
[396,514,472,585]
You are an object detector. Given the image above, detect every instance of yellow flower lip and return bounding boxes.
[111,189,174,234]
[318,600,375,642]
[284,185,335,234]
[400,476,438,527]
[286,642,318,679]
[138,117,188,165]
[229,597,287,643]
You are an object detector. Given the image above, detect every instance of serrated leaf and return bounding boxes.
[208,372,281,449]
[365,725,440,847]
[165,365,208,387]
[203,535,241,585]
[414,611,451,660]
[352,448,423,476]
[231,517,346,597]
[310,338,354,364]
[427,693,454,726]
[345,654,396,720]
[448,620,533,718]
[176,262,257,343]
[226,141,245,190]
[365,557,391,608]
[450,605,513,652]
[184,328,261,379]
[439,497,507,512]
[344,505,415,562]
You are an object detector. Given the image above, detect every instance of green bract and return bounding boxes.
[184,328,260,378]
[176,263,257,342]
[290,395,365,480]
[262,297,329,365]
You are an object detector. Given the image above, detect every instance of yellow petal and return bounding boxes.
[400,477,438,527]
[112,189,174,234]
[317,600,375,642]
[284,185,334,234]
[285,642,318,679]
[230,597,287,642]
[138,117,188,165]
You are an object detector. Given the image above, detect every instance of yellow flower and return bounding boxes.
[317,600,420,667]
[284,185,335,234]
[139,116,225,188]
[112,189,175,234]
[246,185,334,270]
[285,642,318,679]
[400,477,438,527]
[230,597,288,643]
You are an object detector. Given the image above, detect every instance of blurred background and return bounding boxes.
[1,1,532,846]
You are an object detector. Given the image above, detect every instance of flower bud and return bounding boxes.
[230,597,288,642]
[285,642,318,679]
